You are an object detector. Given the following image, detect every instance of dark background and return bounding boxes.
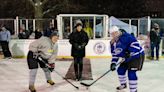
[0,0,163,18]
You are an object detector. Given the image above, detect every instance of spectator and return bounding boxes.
[44,22,57,37]
[35,29,43,39]
[0,26,12,59]
[150,23,161,60]
[69,19,89,81]
[84,22,93,39]
[18,26,30,39]
[63,25,70,39]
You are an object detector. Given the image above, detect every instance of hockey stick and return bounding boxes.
[38,57,79,89]
[53,69,79,89]
[80,58,124,87]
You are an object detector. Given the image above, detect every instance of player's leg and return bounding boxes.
[42,68,55,85]
[116,64,128,90]
[39,59,55,85]
[29,69,38,92]
[128,70,137,92]
[27,51,39,92]
[127,55,144,92]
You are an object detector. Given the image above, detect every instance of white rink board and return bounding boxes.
[9,39,158,57]
[9,39,112,57]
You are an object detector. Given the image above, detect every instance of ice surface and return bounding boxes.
[0,58,164,92]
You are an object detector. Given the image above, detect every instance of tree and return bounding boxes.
[25,0,78,29]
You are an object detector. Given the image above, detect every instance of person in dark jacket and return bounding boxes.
[18,28,30,39]
[150,23,161,60]
[44,23,57,37]
[69,20,89,81]
[35,29,43,39]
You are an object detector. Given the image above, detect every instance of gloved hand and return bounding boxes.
[81,43,87,49]
[125,51,130,58]
[48,63,55,72]
[110,63,117,71]
[74,43,79,49]
[74,43,83,50]
[78,45,82,49]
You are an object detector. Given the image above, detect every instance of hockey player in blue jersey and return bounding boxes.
[109,26,145,92]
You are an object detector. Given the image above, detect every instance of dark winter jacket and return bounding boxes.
[18,31,30,39]
[69,30,89,57]
[35,30,42,39]
[44,27,55,37]
[150,29,161,44]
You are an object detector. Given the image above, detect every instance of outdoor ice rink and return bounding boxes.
[0,58,164,92]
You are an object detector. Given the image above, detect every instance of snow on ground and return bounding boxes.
[0,58,164,92]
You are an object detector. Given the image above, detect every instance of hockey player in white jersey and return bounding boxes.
[110,26,145,92]
[27,32,58,92]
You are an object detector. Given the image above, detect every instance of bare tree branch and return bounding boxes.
[27,0,35,7]
[43,4,62,15]
[42,0,48,5]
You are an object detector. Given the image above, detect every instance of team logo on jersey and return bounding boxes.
[113,48,123,55]
[94,42,106,54]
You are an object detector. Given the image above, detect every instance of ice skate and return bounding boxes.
[47,80,55,85]
[116,84,127,91]
[29,85,36,92]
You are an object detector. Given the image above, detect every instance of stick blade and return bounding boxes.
[75,86,79,89]
[80,82,91,87]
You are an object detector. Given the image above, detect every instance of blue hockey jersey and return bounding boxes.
[110,32,144,63]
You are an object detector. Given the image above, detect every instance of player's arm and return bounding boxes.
[126,38,142,62]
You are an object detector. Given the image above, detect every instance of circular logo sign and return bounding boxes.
[94,42,106,54]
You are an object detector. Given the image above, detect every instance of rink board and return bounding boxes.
[8,39,158,58]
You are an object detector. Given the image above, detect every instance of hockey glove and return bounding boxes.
[125,51,130,58]
[48,63,55,72]
[110,63,117,71]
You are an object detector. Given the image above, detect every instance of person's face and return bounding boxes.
[77,25,82,32]
[66,26,70,31]
[51,36,59,44]
[1,27,5,31]
[110,31,120,38]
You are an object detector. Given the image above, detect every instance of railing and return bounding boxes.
[0,16,164,39]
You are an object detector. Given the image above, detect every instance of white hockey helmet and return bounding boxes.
[109,26,119,34]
